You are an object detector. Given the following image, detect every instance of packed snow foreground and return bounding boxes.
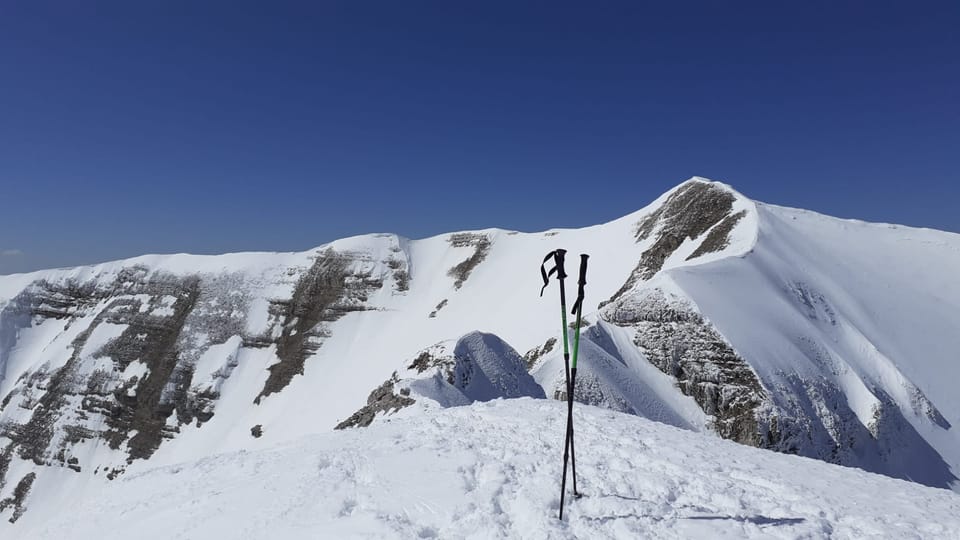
[3,177,960,536]
[18,399,960,539]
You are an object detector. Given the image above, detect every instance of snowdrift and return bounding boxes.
[15,399,960,539]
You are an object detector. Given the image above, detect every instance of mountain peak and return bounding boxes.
[685,175,719,185]
[605,177,759,299]
[4,176,960,529]
[675,176,747,200]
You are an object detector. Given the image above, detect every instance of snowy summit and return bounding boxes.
[1,177,960,538]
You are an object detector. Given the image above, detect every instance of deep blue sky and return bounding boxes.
[2,2,958,274]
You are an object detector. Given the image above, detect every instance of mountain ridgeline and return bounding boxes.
[2,177,959,525]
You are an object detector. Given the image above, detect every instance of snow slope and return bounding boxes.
[15,399,960,539]
[2,176,960,527]
[669,202,960,485]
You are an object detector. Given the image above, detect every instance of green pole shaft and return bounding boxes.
[571,253,588,370]
[560,302,570,357]
[571,309,582,369]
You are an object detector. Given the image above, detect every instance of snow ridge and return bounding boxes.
[3,176,960,529]
[17,400,960,539]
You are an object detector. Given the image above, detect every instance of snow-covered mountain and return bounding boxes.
[2,177,959,529]
[17,399,960,539]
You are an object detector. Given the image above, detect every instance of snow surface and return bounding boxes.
[670,201,960,483]
[532,321,706,431]
[4,176,960,531]
[16,399,960,539]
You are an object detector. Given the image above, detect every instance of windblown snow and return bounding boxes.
[2,177,960,536]
[17,399,960,539]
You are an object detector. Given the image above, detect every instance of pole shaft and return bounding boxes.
[568,298,583,496]
[564,253,588,512]
[558,276,570,519]
[559,281,571,411]
[560,283,570,357]
[569,367,578,497]
[571,309,582,369]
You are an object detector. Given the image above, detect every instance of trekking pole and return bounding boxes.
[540,249,577,520]
[540,249,587,520]
[565,254,589,505]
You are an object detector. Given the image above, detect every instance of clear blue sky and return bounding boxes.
[2,2,958,274]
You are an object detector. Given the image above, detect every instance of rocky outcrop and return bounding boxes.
[766,373,957,488]
[386,258,410,292]
[687,210,747,260]
[97,275,201,461]
[335,375,416,430]
[255,250,382,403]
[407,347,455,377]
[522,337,556,371]
[603,284,957,488]
[343,332,546,429]
[0,248,388,518]
[428,299,448,318]
[0,472,34,523]
[0,269,214,472]
[603,288,769,445]
[604,181,745,308]
[447,233,491,290]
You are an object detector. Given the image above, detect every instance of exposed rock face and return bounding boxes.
[97,275,202,461]
[256,250,382,403]
[344,332,546,428]
[604,181,743,308]
[769,374,956,488]
[687,210,747,260]
[335,375,416,430]
[522,337,556,371]
[428,299,448,318]
[447,233,491,290]
[602,286,957,488]
[407,347,455,377]
[603,288,768,445]
[0,269,219,472]
[386,258,410,293]
[0,447,11,490]
[0,472,34,523]
[0,247,390,517]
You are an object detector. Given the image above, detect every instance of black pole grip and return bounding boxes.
[540,249,568,296]
[554,249,567,280]
[571,254,589,315]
